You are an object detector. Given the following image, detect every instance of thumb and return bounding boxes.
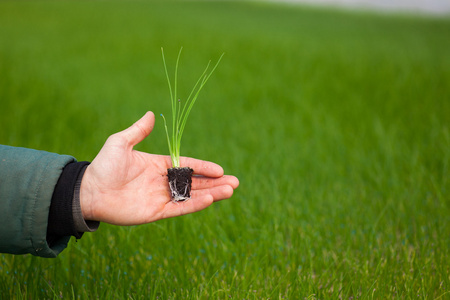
[119,111,155,147]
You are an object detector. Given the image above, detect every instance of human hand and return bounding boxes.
[79,111,239,226]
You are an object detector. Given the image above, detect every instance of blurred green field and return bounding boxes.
[1,0,449,299]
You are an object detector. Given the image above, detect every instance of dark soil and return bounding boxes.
[167,167,194,202]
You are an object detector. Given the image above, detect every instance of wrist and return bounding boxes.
[79,165,96,221]
[73,164,100,232]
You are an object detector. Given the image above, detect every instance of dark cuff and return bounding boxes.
[72,164,100,233]
[47,161,91,245]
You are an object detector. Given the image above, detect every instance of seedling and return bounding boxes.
[160,47,224,202]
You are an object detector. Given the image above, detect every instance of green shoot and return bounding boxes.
[160,47,224,168]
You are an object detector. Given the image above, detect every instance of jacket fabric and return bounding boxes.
[0,145,75,258]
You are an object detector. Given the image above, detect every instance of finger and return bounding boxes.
[160,194,214,219]
[179,157,224,177]
[159,185,235,219]
[119,111,155,147]
[192,175,240,190]
[191,185,235,202]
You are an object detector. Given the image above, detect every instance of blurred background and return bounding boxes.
[0,0,449,298]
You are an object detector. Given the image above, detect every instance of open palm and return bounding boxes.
[80,111,239,225]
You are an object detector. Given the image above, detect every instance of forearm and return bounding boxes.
[0,145,98,258]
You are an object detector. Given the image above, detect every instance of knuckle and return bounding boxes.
[133,122,149,137]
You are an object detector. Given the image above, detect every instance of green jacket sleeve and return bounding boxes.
[0,145,75,258]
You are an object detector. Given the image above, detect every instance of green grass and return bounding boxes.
[1,0,449,298]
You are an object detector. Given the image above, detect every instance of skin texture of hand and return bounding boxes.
[80,111,239,226]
